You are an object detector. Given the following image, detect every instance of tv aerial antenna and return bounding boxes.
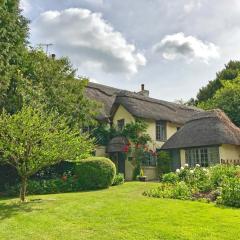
[37,43,54,55]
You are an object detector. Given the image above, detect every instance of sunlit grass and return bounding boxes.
[0,182,239,240]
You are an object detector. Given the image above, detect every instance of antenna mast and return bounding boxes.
[37,43,54,55]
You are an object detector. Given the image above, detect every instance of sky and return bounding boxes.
[20,0,240,101]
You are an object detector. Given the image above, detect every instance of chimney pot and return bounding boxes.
[141,84,144,91]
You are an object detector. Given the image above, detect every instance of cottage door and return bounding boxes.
[117,152,125,176]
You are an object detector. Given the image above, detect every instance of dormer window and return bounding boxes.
[156,120,166,141]
[117,119,125,131]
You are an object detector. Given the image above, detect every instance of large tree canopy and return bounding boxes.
[194,60,240,127]
[0,1,99,128]
[0,0,28,104]
[198,78,240,127]
[196,61,240,104]
[2,49,100,127]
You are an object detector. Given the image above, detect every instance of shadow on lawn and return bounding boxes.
[0,200,43,220]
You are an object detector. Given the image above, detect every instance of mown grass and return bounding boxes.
[0,182,239,240]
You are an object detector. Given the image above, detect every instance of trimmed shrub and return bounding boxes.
[0,161,76,192]
[112,173,125,186]
[74,157,116,190]
[4,177,78,196]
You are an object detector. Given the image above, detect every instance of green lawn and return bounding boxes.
[0,182,240,240]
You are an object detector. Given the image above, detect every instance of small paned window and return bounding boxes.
[117,119,125,131]
[156,121,166,141]
[142,152,157,166]
[185,147,219,167]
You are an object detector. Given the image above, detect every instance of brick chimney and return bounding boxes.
[138,84,149,97]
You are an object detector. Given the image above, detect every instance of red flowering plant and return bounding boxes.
[61,175,67,181]
[120,120,158,178]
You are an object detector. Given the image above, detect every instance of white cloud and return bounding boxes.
[31,8,146,75]
[183,0,202,13]
[83,0,104,5]
[20,0,31,13]
[153,32,220,63]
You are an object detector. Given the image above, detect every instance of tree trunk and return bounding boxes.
[20,177,27,202]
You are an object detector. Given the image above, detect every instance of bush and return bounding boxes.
[171,182,192,200]
[157,151,172,174]
[0,164,19,191]
[218,178,240,208]
[174,165,212,192]
[0,161,76,192]
[133,164,141,180]
[112,173,125,186]
[74,157,116,190]
[144,164,240,208]
[162,172,179,184]
[210,165,239,187]
[4,176,78,196]
[3,158,116,195]
[143,182,191,200]
[168,165,212,192]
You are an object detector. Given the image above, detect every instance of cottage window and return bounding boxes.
[156,121,166,141]
[142,152,157,166]
[117,119,125,131]
[185,147,219,167]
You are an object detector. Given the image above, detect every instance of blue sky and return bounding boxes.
[20,0,240,101]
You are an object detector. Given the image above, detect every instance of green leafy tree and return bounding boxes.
[198,78,240,126]
[0,106,94,202]
[0,2,99,128]
[196,60,240,104]
[0,0,28,106]
[2,49,99,128]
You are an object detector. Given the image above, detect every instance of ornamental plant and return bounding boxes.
[145,164,240,208]
[0,106,94,202]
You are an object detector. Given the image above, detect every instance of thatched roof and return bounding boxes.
[85,82,122,121]
[112,91,202,124]
[85,82,202,124]
[107,136,129,153]
[162,109,240,149]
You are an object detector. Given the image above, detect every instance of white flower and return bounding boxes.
[203,168,208,172]
[184,164,189,168]
[176,169,180,173]
[190,170,194,174]
[181,166,184,170]
[195,164,200,167]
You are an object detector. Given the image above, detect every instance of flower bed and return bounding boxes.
[143,164,240,208]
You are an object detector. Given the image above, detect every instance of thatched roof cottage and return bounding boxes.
[85,82,240,180]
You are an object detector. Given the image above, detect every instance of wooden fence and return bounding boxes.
[221,159,240,165]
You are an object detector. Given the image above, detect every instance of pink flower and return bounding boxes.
[123,145,129,153]
[62,176,67,181]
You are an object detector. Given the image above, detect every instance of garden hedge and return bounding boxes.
[75,157,116,190]
[0,161,76,192]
